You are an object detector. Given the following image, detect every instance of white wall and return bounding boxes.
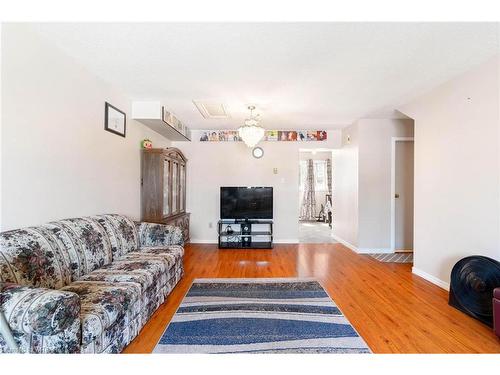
[357,119,414,250]
[173,131,341,242]
[400,56,500,287]
[332,123,359,247]
[332,119,414,252]
[1,24,170,230]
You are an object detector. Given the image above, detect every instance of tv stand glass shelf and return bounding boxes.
[217,219,273,249]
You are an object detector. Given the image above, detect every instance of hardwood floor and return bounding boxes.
[123,243,500,353]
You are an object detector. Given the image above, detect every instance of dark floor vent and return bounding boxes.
[449,255,500,327]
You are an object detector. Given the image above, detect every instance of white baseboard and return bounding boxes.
[331,234,392,255]
[331,234,358,252]
[356,247,392,254]
[189,239,217,244]
[274,239,299,244]
[412,267,450,290]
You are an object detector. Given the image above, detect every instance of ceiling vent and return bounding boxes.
[193,100,231,119]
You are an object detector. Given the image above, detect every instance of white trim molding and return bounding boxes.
[274,239,300,244]
[412,267,450,290]
[189,239,218,244]
[331,234,358,253]
[357,247,392,254]
[390,136,414,253]
[332,234,392,254]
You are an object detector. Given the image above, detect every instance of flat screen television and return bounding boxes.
[220,187,273,220]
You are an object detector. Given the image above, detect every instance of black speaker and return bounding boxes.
[241,223,251,235]
[449,255,500,327]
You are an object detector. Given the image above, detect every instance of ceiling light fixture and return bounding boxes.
[238,105,265,148]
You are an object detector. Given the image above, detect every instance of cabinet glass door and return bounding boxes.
[180,164,185,211]
[172,162,178,213]
[163,160,170,216]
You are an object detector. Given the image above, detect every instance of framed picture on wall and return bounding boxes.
[104,102,126,137]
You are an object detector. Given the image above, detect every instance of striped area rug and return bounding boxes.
[369,252,413,263]
[153,278,371,354]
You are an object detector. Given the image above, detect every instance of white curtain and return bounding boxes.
[326,158,332,196]
[300,159,317,220]
[325,158,333,219]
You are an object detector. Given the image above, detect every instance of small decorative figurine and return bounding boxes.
[141,139,153,149]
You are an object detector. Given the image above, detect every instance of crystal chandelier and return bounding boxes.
[238,105,265,148]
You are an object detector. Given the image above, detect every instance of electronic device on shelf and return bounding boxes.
[218,186,274,249]
[241,223,251,234]
[220,186,273,220]
[241,236,252,247]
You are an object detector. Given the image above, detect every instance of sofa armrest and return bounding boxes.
[135,221,184,247]
[0,282,80,337]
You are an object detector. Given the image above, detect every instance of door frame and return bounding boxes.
[390,137,414,253]
[297,148,335,243]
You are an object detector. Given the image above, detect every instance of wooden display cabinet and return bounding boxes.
[141,147,190,242]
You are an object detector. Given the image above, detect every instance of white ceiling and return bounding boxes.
[30,23,499,129]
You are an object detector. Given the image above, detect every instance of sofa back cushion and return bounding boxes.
[0,217,115,288]
[91,214,138,259]
[0,227,73,289]
[46,217,113,280]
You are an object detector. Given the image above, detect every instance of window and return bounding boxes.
[299,160,329,191]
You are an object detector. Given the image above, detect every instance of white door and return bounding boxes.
[395,141,414,251]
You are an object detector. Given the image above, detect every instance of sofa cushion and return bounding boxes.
[91,215,138,259]
[0,227,73,289]
[80,313,142,354]
[119,246,183,288]
[0,282,80,337]
[117,253,173,288]
[47,217,113,280]
[165,263,184,296]
[136,222,184,247]
[494,287,500,299]
[79,257,167,293]
[61,281,140,345]
[127,245,184,269]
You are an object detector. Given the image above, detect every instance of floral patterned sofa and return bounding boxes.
[0,214,184,353]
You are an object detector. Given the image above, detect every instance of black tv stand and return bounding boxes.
[218,219,273,249]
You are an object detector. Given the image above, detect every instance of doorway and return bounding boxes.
[391,137,414,253]
[298,149,336,243]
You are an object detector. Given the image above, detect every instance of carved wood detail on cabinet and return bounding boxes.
[141,147,190,242]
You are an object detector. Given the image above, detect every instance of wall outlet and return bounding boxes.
[273,168,278,174]
[208,222,213,229]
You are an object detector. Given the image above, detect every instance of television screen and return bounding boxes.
[220,187,273,220]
